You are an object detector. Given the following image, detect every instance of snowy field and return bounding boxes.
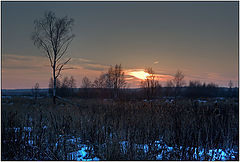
[3,126,238,161]
[2,96,239,160]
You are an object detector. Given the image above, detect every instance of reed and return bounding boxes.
[1,97,239,160]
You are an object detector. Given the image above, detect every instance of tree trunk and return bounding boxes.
[53,67,56,104]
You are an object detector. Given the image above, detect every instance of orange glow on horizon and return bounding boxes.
[128,71,150,80]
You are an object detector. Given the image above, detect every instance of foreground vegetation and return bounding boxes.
[1,96,239,160]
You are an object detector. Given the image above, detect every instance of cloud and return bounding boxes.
[154,61,159,64]
[2,54,49,71]
[82,63,109,71]
[3,54,110,74]
[5,55,33,61]
[70,57,109,72]
[2,54,108,89]
[70,57,92,64]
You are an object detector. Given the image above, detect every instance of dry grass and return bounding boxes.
[1,97,239,160]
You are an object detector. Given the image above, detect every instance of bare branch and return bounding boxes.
[56,35,74,63]
[56,58,71,78]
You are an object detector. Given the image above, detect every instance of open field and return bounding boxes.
[1,96,239,160]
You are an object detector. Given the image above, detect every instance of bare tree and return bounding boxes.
[106,64,127,99]
[61,76,70,88]
[93,73,107,88]
[172,70,185,97]
[166,80,174,87]
[69,76,77,89]
[228,80,234,97]
[165,80,174,96]
[173,70,185,88]
[92,74,108,98]
[81,76,92,89]
[105,66,114,89]
[32,11,75,104]
[207,82,218,88]
[140,67,159,100]
[60,76,70,97]
[228,80,233,89]
[113,64,127,98]
[189,80,202,87]
[81,76,92,98]
[58,76,76,97]
[69,76,77,95]
[32,83,40,100]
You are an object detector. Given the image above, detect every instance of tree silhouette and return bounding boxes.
[81,76,92,89]
[32,83,40,100]
[173,70,185,88]
[228,80,234,97]
[228,80,233,89]
[60,76,70,97]
[69,76,77,95]
[140,67,160,100]
[32,11,75,104]
[166,80,174,87]
[92,73,107,89]
[173,70,185,97]
[58,76,76,97]
[106,64,126,99]
[81,76,92,98]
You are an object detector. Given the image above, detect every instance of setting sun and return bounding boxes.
[129,71,150,80]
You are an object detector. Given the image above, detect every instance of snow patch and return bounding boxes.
[67,145,99,161]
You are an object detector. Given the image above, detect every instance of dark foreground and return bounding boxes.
[1,97,239,160]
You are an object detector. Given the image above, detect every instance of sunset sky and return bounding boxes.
[2,2,238,89]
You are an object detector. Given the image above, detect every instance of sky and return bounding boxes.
[2,1,239,89]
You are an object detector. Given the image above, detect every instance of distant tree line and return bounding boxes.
[45,64,237,100]
[48,76,77,97]
[78,64,127,99]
